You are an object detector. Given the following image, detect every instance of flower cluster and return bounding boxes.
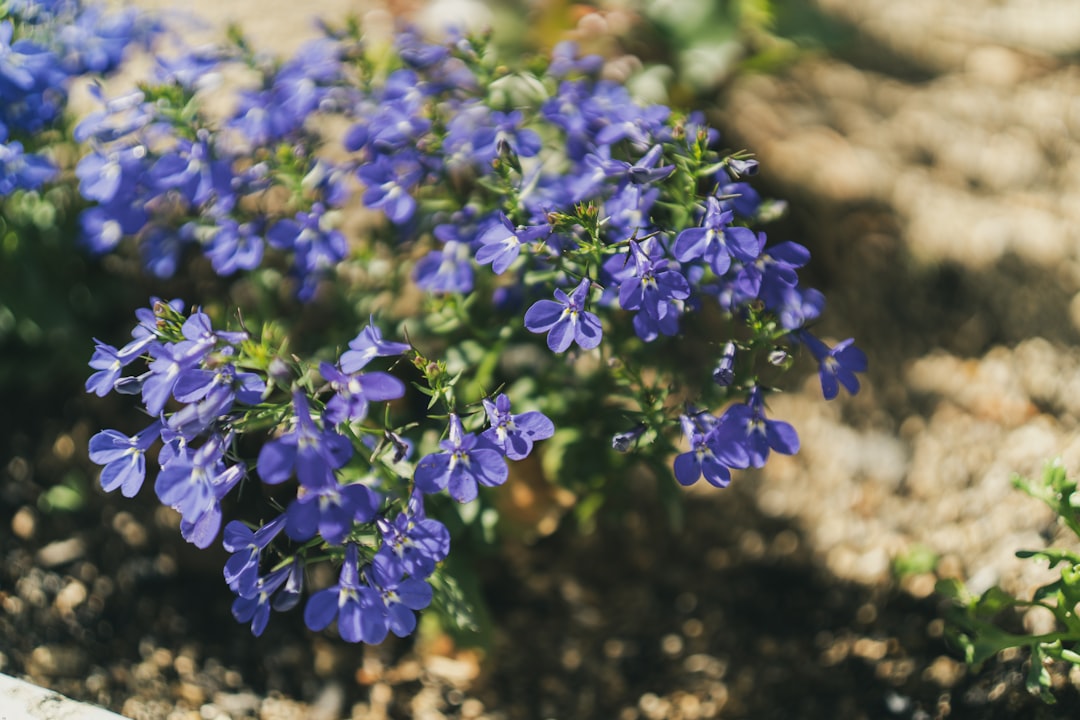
[0,0,158,196]
[69,13,868,643]
[88,301,551,640]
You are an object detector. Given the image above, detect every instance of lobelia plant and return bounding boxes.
[6,2,868,644]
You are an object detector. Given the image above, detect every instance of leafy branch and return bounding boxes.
[940,460,1080,703]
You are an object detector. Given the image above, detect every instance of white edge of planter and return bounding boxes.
[0,674,128,720]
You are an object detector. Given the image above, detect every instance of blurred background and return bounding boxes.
[4,0,1080,717]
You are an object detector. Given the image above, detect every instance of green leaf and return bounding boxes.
[1016,548,1080,568]
[1027,644,1057,704]
[427,557,492,649]
[973,585,1027,617]
[38,482,85,513]
[893,543,939,578]
[936,577,972,604]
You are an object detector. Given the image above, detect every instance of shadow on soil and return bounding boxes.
[4,448,1078,719]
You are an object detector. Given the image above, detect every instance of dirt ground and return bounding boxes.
[6,0,1080,718]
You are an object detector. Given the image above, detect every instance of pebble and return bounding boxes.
[923,656,966,687]
[211,691,260,716]
[177,681,205,707]
[36,538,85,568]
[11,506,35,539]
[27,645,87,677]
[425,655,479,686]
[54,579,87,614]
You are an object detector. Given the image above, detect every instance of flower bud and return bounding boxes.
[612,423,646,453]
[727,157,758,178]
[768,348,790,366]
[712,342,736,386]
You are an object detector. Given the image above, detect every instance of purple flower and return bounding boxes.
[475,213,550,275]
[0,140,54,195]
[732,235,810,303]
[304,544,385,644]
[206,219,264,275]
[414,414,508,503]
[54,6,159,76]
[356,154,421,224]
[0,21,58,95]
[139,308,247,416]
[153,45,227,89]
[366,553,433,639]
[319,361,404,426]
[75,145,145,204]
[271,38,344,121]
[78,202,146,253]
[345,84,429,153]
[673,410,749,488]
[339,321,411,374]
[726,157,759,178]
[603,184,658,237]
[623,144,675,185]
[618,239,690,321]
[267,203,348,298]
[375,493,450,579]
[74,87,152,144]
[414,240,474,294]
[256,391,353,487]
[155,435,245,548]
[86,335,154,396]
[725,387,800,468]
[149,131,233,209]
[141,342,200,416]
[673,196,759,275]
[480,393,554,460]
[282,477,379,544]
[228,89,287,146]
[775,286,826,331]
[169,361,265,438]
[800,332,868,400]
[223,514,287,598]
[271,558,305,612]
[232,564,291,637]
[548,41,604,78]
[524,277,603,353]
[718,181,761,218]
[88,421,162,497]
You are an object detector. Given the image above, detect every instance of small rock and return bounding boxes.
[923,656,965,687]
[36,538,85,568]
[212,691,260,716]
[27,645,87,678]
[54,580,87,614]
[11,506,35,540]
[178,681,206,707]
[425,654,479,687]
[309,681,344,720]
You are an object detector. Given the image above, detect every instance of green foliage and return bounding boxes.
[0,186,141,409]
[892,542,939,579]
[940,460,1080,703]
